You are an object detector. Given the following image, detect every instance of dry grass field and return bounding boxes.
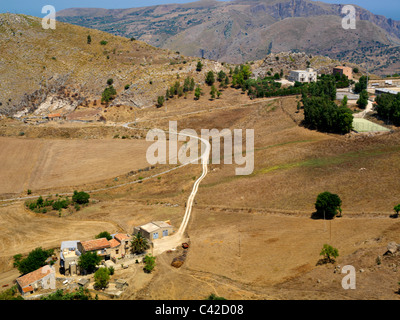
[1,91,400,300]
[0,137,153,196]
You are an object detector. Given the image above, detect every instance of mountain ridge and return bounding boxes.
[57,0,400,74]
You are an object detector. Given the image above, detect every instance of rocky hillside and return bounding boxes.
[0,13,226,116]
[57,0,400,74]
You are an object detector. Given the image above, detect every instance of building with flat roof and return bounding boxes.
[333,66,353,80]
[133,221,174,241]
[288,68,317,83]
[375,87,400,96]
[60,240,81,276]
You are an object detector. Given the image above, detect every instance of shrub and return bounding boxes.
[320,244,339,263]
[94,267,110,289]
[143,254,156,273]
[72,191,90,205]
[100,40,108,45]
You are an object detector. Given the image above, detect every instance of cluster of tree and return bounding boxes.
[302,76,353,134]
[26,191,90,213]
[96,231,112,240]
[354,75,368,94]
[0,285,24,300]
[101,85,117,104]
[334,73,353,89]
[375,92,400,126]
[303,96,353,134]
[13,247,54,275]
[41,287,94,300]
[158,76,197,107]
[231,64,252,89]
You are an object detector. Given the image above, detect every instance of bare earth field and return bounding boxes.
[1,91,400,300]
[0,137,152,196]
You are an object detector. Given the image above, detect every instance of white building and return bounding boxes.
[288,68,317,83]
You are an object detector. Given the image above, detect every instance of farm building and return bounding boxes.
[333,66,353,80]
[16,265,56,296]
[288,68,317,83]
[46,113,63,121]
[60,240,81,276]
[133,221,174,241]
[77,238,112,260]
[109,233,132,260]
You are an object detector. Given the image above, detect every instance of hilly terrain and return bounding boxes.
[57,0,400,75]
[0,13,225,116]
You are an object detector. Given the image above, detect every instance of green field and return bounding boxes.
[352,118,390,133]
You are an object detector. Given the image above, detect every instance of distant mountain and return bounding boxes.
[58,0,400,74]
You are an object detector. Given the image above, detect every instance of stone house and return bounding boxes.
[16,265,56,296]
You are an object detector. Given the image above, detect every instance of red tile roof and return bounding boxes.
[80,238,111,252]
[47,113,61,118]
[114,233,130,242]
[109,239,120,248]
[16,266,54,289]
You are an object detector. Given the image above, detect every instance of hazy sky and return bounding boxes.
[1,0,399,20]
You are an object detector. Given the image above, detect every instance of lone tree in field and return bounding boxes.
[320,244,339,263]
[393,204,400,218]
[315,191,342,219]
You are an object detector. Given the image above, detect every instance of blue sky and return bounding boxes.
[1,0,399,20]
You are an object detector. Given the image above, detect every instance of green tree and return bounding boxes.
[17,247,54,275]
[196,61,203,72]
[341,95,348,108]
[143,254,156,273]
[315,192,342,219]
[107,78,114,86]
[320,244,339,263]
[194,86,202,100]
[210,85,217,99]
[72,191,90,205]
[78,252,102,274]
[394,204,400,218]
[87,35,92,44]
[157,95,165,108]
[95,231,112,241]
[131,232,149,254]
[205,71,215,86]
[94,267,110,289]
[101,85,117,103]
[357,89,369,109]
[354,75,368,94]
[206,293,227,300]
[100,40,108,45]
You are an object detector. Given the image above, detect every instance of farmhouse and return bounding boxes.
[78,238,112,260]
[109,233,132,260]
[46,113,62,121]
[16,265,56,296]
[288,68,317,83]
[134,221,174,241]
[333,66,353,80]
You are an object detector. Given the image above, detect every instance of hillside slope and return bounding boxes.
[0,13,224,115]
[57,0,400,73]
